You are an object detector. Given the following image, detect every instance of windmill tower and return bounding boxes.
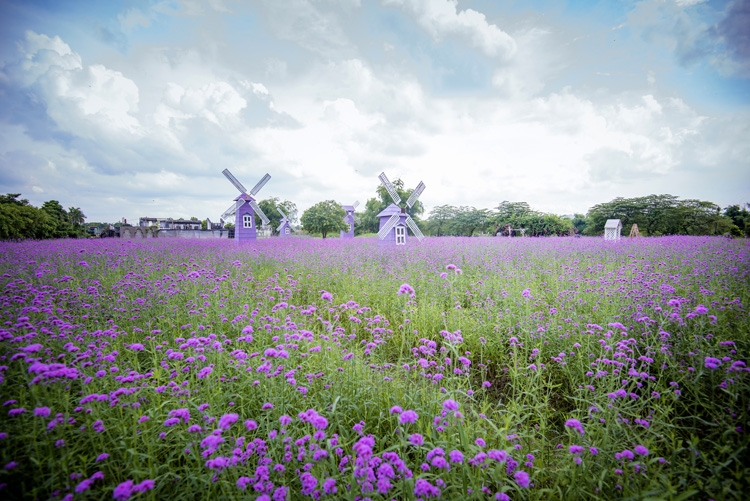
[220,169,271,241]
[340,200,359,238]
[376,172,425,246]
[277,206,292,238]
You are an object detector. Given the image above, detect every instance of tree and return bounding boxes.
[454,206,491,236]
[724,204,749,236]
[585,194,736,236]
[426,205,458,236]
[256,197,298,235]
[301,200,346,238]
[571,213,588,234]
[41,200,73,238]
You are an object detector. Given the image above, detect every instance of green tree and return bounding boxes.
[425,205,458,236]
[724,204,749,236]
[454,206,491,236]
[41,200,73,238]
[301,200,346,238]
[256,197,298,235]
[571,213,588,234]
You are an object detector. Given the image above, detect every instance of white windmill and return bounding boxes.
[276,206,292,238]
[341,200,359,238]
[220,169,271,241]
[376,172,425,246]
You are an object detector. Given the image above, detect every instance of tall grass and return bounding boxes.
[0,236,748,500]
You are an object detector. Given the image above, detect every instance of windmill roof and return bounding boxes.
[341,205,355,212]
[234,193,255,202]
[376,203,404,218]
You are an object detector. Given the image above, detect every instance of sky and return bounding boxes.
[0,0,748,224]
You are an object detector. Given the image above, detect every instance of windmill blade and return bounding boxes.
[249,200,270,225]
[377,213,400,240]
[405,216,425,241]
[277,206,287,220]
[354,215,360,223]
[222,169,248,194]
[221,200,242,220]
[378,172,401,205]
[352,200,360,210]
[405,181,426,208]
[249,173,271,196]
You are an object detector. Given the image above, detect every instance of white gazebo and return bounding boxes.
[604,219,623,241]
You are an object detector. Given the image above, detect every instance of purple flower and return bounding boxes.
[514,470,530,488]
[589,447,599,455]
[704,357,722,370]
[96,453,110,462]
[399,410,418,424]
[398,283,416,298]
[635,445,649,456]
[408,433,424,446]
[320,291,333,302]
[113,480,134,500]
[245,420,257,431]
[197,367,213,379]
[475,437,486,448]
[322,478,337,495]
[521,288,531,298]
[75,479,93,493]
[163,417,180,427]
[569,445,584,455]
[564,418,584,436]
[390,406,403,414]
[33,407,51,417]
[132,479,154,493]
[443,399,459,411]
[414,478,441,498]
[449,450,464,463]
[218,413,238,430]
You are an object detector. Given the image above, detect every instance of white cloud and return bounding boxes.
[384,0,516,59]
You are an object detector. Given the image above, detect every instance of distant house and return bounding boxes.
[170,219,201,230]
[138,217,201,230]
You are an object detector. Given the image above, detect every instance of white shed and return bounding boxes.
[604,219,623,241]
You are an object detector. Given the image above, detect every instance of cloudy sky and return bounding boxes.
[1,0,748,224]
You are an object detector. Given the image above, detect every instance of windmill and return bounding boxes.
[376,172,425,246]
[220,169,271,241]
[340,200,359,238]
[276,206,292,238]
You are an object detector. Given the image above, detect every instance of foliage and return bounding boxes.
[491,201,574,236]
[256,198,298,235]
[358,179,425,234]
[425,206,491,236]
[585,194,737,236]
[0,237,747,501]
[0,194,87,240]
[724,204,750,237]
[301,200,346,238]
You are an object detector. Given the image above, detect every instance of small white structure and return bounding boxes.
[604,219,623,241]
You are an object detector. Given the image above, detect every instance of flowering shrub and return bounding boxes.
[0,236,747,499]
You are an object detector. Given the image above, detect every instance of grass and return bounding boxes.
[0,236,748,500]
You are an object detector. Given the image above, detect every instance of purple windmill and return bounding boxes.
[220,169,271,241]
[276,206,292,238]
[376,172,425,246]
[340,200,359,238]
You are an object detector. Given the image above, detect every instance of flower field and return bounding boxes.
[0,236,748,500]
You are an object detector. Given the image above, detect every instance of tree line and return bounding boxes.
[0,194,87,240]
[2,189,747,241]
